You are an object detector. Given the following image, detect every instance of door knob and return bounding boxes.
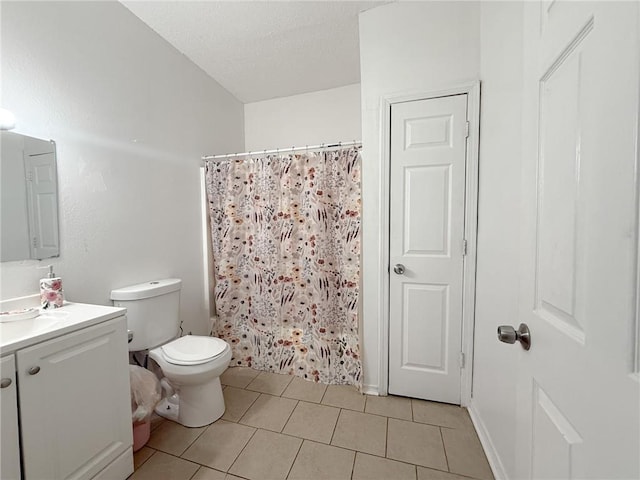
[0,378,12,388]
[497,323,531,350]
[393,264,406,275]
[28,366,41,375]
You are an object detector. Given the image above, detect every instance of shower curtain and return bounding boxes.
[205,146,361,387]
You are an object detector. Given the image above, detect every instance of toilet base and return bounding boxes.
[155,394,180,423]
[155,377,226,428]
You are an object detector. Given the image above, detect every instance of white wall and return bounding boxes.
[359,1,480,393]
[360,2,524,476]
[0,1,244,335]
[471,2,524,478]
[244,84,361,151]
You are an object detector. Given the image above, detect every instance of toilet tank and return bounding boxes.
[110,278,182,351]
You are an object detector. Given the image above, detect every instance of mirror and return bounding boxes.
[1,131,60,261]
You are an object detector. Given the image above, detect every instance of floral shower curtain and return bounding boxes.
[205,147,361,387]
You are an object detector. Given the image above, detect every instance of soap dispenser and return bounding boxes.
[40,265,64,309]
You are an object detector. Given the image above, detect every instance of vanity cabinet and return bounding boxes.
[1,355,21,480]
[0,304,133,480]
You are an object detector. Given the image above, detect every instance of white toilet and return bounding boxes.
[111,278,231,428]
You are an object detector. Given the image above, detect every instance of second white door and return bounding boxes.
[25,151,59,260]
[388,94,468,404]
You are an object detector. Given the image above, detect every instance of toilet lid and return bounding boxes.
[161,335,228,366]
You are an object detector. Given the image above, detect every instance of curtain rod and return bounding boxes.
[202,140,362,162]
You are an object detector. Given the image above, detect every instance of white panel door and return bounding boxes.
[1,355,21,480]
[17,317,132,480]
[516,2,639,478]
[25,151,60,259]
[389,94,468,403]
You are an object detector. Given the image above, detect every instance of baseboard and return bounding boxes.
[468,399,508,480]
[361,384,380,396]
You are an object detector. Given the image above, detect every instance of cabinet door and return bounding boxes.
[1,355,21,480]
[17,317,132,480]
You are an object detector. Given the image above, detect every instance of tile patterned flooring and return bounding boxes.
[130,367,494,480]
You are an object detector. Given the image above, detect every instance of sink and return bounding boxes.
[0,301,127,357]
[0,307,40,323]
[0,307,71,323]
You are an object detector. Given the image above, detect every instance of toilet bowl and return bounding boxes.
[149,335,231,427]
[110,278,232,429]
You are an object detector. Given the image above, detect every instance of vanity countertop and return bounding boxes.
[0,302,126,355]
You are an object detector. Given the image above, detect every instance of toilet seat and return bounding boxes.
[161,336,229,366]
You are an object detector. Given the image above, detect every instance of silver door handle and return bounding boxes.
[393,264,405,275]
[28,366,41,375]
[0,378,12,388]
[497,323,531,350]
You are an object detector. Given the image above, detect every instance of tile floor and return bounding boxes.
[130,367,494,480]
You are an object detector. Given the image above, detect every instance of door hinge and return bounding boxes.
[465,121,470,139]
[462,239,468,256]
[32,237,38,248]
[459,352,465,368]
[26,171,33,182]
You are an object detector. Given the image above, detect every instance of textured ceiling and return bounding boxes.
[121,1,387,103]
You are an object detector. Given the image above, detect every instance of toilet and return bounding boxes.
[111,278,231,428]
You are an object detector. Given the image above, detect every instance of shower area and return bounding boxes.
[202,144,362,387]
